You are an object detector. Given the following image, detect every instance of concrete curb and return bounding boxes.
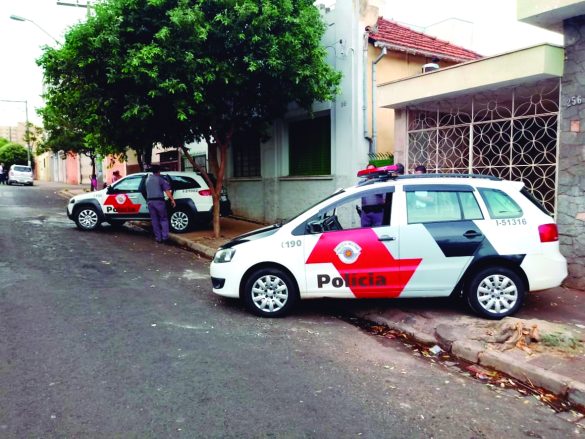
[166,233,216,259]
[356,311,585,409]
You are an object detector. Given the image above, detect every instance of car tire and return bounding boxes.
[465,266,525,319]
[74,206,102,231]
[169,208,192,233]
[243,268,298,317]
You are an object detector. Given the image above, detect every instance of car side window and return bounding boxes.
[170,176,200,190]
[406,190,482,223]
[479,188,523,219]
[458,192,484,220]
[111,175,143,193]
[306,190,393,233]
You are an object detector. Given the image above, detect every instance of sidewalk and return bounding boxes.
[58,185,585,414]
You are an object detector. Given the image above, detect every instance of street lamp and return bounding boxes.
[0,99,31,167]
[9,14,61,45]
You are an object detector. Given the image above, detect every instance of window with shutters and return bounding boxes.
[232,133,261,178]
[289,114,331,176]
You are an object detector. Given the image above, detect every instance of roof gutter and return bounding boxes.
[372,40,477,64]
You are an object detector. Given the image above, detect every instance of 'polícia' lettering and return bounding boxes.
[317,273,386,288]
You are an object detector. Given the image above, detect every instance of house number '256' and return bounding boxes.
[567,96,583,107]
[282,240,302,248]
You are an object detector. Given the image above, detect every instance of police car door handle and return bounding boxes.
[463,230,482,239]
[378,235,396,241]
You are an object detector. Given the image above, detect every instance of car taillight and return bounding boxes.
[538,224,559,242]
[198,189,212,196]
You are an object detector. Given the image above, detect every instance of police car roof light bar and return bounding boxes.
[357,163,404,178]
[357,165,501,186]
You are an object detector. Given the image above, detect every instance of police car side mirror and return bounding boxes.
[106,186,113,194]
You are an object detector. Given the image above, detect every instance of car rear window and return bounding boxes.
[14,166,31,173]
[520,187,552,217]
[170,176,201,190]
[479,188,523,219]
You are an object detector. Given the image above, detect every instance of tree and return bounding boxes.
[136,0,342,236]
[0,143,29,169]
[38,0,341,237]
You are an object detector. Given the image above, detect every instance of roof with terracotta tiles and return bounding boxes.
[369,17,482,62]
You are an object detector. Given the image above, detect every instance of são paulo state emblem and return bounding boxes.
[334,241,362,264]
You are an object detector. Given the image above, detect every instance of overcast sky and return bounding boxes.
[0,0,563,127]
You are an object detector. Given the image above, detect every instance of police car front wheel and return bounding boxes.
[74,206,101,231]
[243,268,298,317]
[466,267,525,319]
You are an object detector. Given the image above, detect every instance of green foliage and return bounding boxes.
[0,138,9,148]
[0,143,29,169]
[37,0,341,234]
[541,331,583,352]
[38,0,339,160]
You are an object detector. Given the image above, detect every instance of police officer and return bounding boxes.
[145,165,176,243]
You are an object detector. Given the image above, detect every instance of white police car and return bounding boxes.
[211,165,567,319]
[67,171,229,233]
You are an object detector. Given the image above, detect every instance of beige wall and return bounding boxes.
[34,151,52,181]
[518,0,585,30]
[367,45,459,156]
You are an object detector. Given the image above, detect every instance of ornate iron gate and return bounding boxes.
[407,79,560,213]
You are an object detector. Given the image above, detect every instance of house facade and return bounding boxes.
[226,2,479,224]
[226,1,370,223]
[377,0,585,289]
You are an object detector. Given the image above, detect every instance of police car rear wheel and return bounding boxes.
[466,267,525,319]
[169,208,191,233]
[74,206,101,231]
[244,268,298,317]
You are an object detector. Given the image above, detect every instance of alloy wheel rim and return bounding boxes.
[171,211,189,231]
[78,209,98,229]
[251,275,289,313]
[477,274,518,314]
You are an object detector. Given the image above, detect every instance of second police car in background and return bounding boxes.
[67,171,231,233]
[211,165,567,319]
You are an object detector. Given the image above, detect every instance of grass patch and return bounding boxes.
[540,331,583,352]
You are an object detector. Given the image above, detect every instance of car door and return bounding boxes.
[303,187,414,299]
[398,185,485,297]
[103,174,148,219]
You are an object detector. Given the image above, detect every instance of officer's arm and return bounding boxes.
[165,189,176,208]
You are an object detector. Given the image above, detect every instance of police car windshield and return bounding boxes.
[278,188,346,226]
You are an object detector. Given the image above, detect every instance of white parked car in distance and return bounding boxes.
[7,164,33,186]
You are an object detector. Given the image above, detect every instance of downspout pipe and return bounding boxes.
[363,30,371,151]
[371,46,387,153]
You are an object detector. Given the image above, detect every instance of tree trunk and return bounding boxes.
[180,144,224,238]
[136,151,144,172]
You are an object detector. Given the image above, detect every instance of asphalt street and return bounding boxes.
[0,183,579,438]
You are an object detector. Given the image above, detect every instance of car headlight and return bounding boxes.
[214,248,235,263]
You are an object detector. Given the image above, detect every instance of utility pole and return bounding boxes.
[56,1,91,17]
